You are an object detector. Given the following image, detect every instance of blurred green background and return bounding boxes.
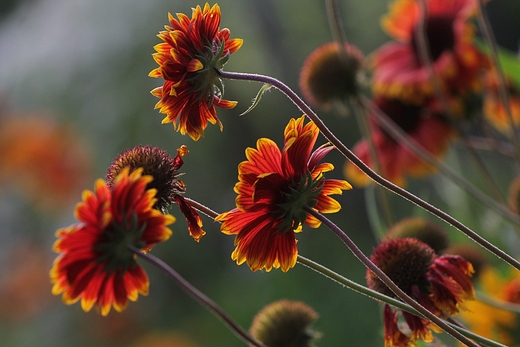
[0,0,519,346]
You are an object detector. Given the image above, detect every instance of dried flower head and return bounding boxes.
[107,145,205,242]
[249,300,321,347]
[299,42,364,110]
[367,238,474,347]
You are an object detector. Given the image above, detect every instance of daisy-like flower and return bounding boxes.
[216,116,352,272]
[106,145,205,242]
[367,238,475,347]
[299,42,365,110]
[149,3,243,141]
[50,168,175,316]
[344,96,454,187]
[371,0,488,104]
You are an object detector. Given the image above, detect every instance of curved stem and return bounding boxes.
[129,246,267,347]
[297,255,505,347]
[219,69,520,271]
[361,96,520,225]
[303,208,479,347]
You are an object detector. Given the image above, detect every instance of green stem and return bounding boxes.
[304,207,479,347]
[219,69,520,271]
[129,246,267,347]
[297,255,506,347]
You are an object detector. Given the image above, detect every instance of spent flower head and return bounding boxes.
[367,238,474,347]
[385,217,449,254]
[107,145,205,242]
[299,42,365,110]
[149,3,243,141]
[249,300,321,347]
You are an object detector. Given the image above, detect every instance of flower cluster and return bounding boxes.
[43,2,519,347]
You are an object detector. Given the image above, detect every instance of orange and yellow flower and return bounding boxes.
[371,0,488,104]
[217,116,351,272]
[345,97,454,187]
[50,168,175,316]
[458,267,520,346]
[149,3,243,141]
[367,238,475,347]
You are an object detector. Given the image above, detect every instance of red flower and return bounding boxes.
[345,96,454,187]
[216,116,351,272]
[50,168,175,315]
[367,238,474,347]
[371,0,488,104]
[149,3,243,141]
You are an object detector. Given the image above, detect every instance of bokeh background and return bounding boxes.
[0,0,519,346]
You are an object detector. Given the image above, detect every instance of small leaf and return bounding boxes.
[239,83,272,116]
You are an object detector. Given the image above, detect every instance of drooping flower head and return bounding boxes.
[50,168,175,316]
[217,116,352,272]
[149,3,243,141]
[371,0,488,104]
[367,238,474,347]
[299,42,365,110]
[106,145,205,242]
[249,300,321,347]
[345,96,454,187]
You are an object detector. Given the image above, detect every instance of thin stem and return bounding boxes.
[297,255,506,347]
[219,69,520,271]
[303,208,479,347]
[354,102,394,231]
[185,197,219,219]
[362,96,520,225]
[129,246,267,347]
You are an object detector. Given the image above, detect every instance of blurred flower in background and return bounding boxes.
[0,113,92,210]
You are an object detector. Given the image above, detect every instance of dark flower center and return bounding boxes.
[95,213,146,275]
[411,15,455,63]
[374,97,423,136]
[275,172,324,233]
